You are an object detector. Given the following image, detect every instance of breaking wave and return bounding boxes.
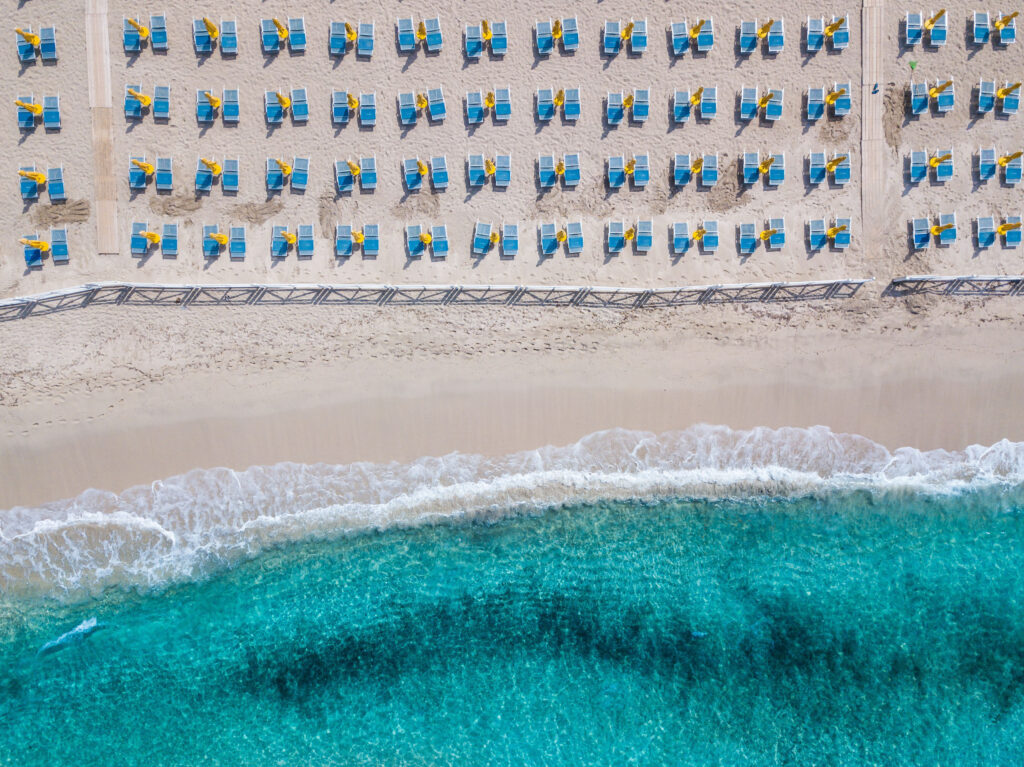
[3,425,1024,600]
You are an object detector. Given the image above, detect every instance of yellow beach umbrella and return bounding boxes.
[482,20,493,41]
[998,83,1021,100]
[127,88,152,108]
[130,159,155,175]
[556,228,567,242]
[18,169,47,185]
[998,221,1023,235]
[347,160,361,176]
[200,158,222,176]
[691,157,704,173]
[624,158,636,175]
[929,80,952,98]
[998,151,1023,167]
[995,12,1019,30]
[345,22,357,41]
[126,18,149,39]
[489,230,501,244]
[620,21,634,40]
[14,98,42,115]
[758,156,775,175]
[692,226,706,241]
[760,227,778,241]
[415,93,428,110]
[276,91,291,109]
[689,20,706,39]
[19,237,50,252]
[418,230,432,245]
[210,232,228,246]
[928,152,951,168]
[825,87,846,106]
[485,91,496,109]
[275,158,292,176]
[353,230,365,244]
[16,28,40,46]
[203,18,220,40]
[690,87,704,106]
[757,19,774,39]
[826,155,848,173]
[272,18,289,40]
[924,9,946,30]
[416,20,427,41]
[825,17,846,37]
[347,93,360,109]
[555,159,566,176]
[142,230,161,244]
[282,230,297,245]
[417,160,429,176]
[204,91,221,109]
[552,19,562,39]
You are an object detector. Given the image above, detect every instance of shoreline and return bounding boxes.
[4,298,1024,507]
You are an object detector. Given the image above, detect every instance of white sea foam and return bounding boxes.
[3,425,1024,600]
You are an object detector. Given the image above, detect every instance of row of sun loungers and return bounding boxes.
[972,11,1019,45]
[21,228,69,267]
[16,26,58,62]
[907,11,1016,47]
[15,94,61,130]
[975,215,1023,248]
[907,147,1022,184]
[907,214,1023,249]
[18,165,66,202]
[467,89,513,123]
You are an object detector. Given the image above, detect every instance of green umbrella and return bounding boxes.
[909,60,918,70]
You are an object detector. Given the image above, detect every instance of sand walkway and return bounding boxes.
[85,0,117,254]
[861,0,885,257]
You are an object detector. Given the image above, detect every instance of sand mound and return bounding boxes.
[708,157,741,213]
[883,84,903,151]
[149,195,203,217]
[230,200,283,225]
[30,199,91,227]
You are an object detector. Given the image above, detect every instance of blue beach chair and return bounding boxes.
[466,91,484,124]
[1004,216,1022,247]
[222,158,239,193]
[977,216,996,249]
[766,217,786,250]
[830,16,850,49]
[47,166,66,201]
[265,158,285,191]
[742,152,760,186]
[536,20,554,55]
[330,22,348,56]
[1005,153,1022,185]
[635,219,653,253]
[742,86,759,121]
[399,92,417,126]
[831,83,852,117]
[562,17,579,51]
[406,224,425,258]
[492,21,509,55]
[739,223,758,255]
[261,19,280,53]
[607,156,626,188]
[767,19,784,53]
[695,18,715,52]
[465,24,483,59]
[701,221,719,252]
[1002,82,1020,115]
[42,95,60,130]
[335,224,352,257]
[630,19,648,54]
[494,154,511,187]
[768,153,785,186]
[428,88,446,122]
[154,85,170,120]
[229,226,246,259]
[673,153,692,186]
[431,225,449,258]
[291,157,309,191]
[335,160,354,193]
[360,156,377,189]
[908,150,927,183]
[360,93,377,127]
[50,228,68,262]
[265,90,284,124]
[978,80,996,114]
[193,18,213,53]
[606,91,624,125]
[911,81,929,115]
[39,26,58,61]
[197,89,216,123]
[563,153,581,187]
[357,22,374,57]
[271,226,289,258]
[671,22,689,56]
[289,18,306,51]
[291,88,309,123]
[538,155,557,188]
[397,18,416,53]
[130,221,150,255]
[673,90,691,123]
[809,151,826,185]
[537,88,555,122]
[928,11,947,47]
[404,158,423,191]
[632,88,650,122]
[831,152,852,185]
[124,85,143,120]
[998,12,1017,44]
[23,234,42,267]
[222,88,239,123]
[472,222,492,255]
[431,156,448,189]
[566,221,584,255]
[935,80,954,113]
[701,154,719,186]
[603,21,621,55]
[936,212,957,246]
[332,91,350,125]
[933,149,953,182]
[607,221,625,254]
[806,18,824,52]
[807,87,825,121]
[155,157,173,191]
[540,223,558,256]
[128,157,148,191]
[906,12,923,46]
[633,154,650,188]
[563,87,580,121]
[362,224,380,256]
[203,225,222,257]
[740,21,758,54]
[502,223,519,257]
[979,147,996,181]
[221,20,237,55]
[701,87,717,119]
[123,18,142,52]
[150,15,167,51]
[808,219,827,251]
[912,218,931,250]
[765,89,783,121]
[672,222,690,255]
[296,224,314,257]
[494,87,512,121]
[161,222,178,256]
[424,17,442,52]
[195,158,214,192]
[468,154,486,187]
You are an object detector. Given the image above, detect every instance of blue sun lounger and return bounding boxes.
[430,156,448,189]
[499,223,518,257]
[701,220,719,252]
[928,11,947,46]
[672,222,690,254]
[767,19,784,53]
[261,19,280,53]
[222,88,239,123]
[765,217,786,249]
[635,219,653,253]
[424,17,442,52]
[742,86,759,121]
[908,150,927,183]
[631,19,648,54]
[124,85,143,119]
[978,80,996,114]
[47,166,66,201]
[332,91,350,124]
[832,152,852,185]
[428,88,446,121]
[1005,154,1022,185]
[221,20,237,55]
[360,156,377,189]
[227,225,245,259]
[271,226,289,257]
[397,18,415,52]
[361,224,379,256]
[673,90,691,123]
[222,158,239,192]
[431,225,449,258]
[561,17,579,51]
[831,16,850,49]
[335,224,352,257]
[911,81,929,115]
[765,89,783,120]
[291,157,309,191]
[50,227,68,262]
[404,158,423,191]
[155,157,172,191]
[537,88,555,121]
[739,223,757,255]
[467,154,486,187]
[472,222,492,255]
[157,222,176,256]
[604,21,621,55]
[357,22,374,57]
[559,221,580,255]
[42,95,60,130]
[977,216,996,249]
[701,87,717,119]
[905,12,923,46]
[288,18,306,51]
[742,151,760,185]
[563,153,581,187]
[195,158,214,191]
[202,225,221,257]
[607,156,626,188]
[806,18,824,52]
[979,147,996,181]
[153,85,170,120]
[291,88,309,123]
[809,151,826,184]
[465,91,484,124]
[807,87,825,120]
[537,223,556,256]
[23,232,44,266]
[295,224,314,257]
[632,154,650,187]
[768,153,785,186]
[335,160,353,192]
[563,87,580,121]
[912,218,929,250]
[808,219,826,251]
[607,221,625,254]
[1004,216,1023,247]
[494,87,512,121]
[197,89,216,123]
[39,26,57,61]
[128,157,147,190]
[330,22,348,56]
[539,155,557,188]
[936,212,956,245]
[998,12,1017,44]
[1003,82,1019,115]
[491,21,508,55]
[831,83,852,117]
[701,154,719,186]
[494,154,511,187]
[936,80,954,113]
[193,18,213,53]
[406,224,425,257]
[606,91,623,125]
[671,22,688,56]
[18,26,36,62]
[265,158,285,191]
[673,153,692,186]
[359,93,376,126]
[465,24,483,58]
[632,88,650,122]
[740,21,758,54]
[535,20,554,55]
[265,90,284,124]
[123,18,142,52]
[149,15,167,51]
[130,221,150,255]
[398,92,417,125]
[833,218,852,249]
[933,149,953,182]
[696,18,715,52]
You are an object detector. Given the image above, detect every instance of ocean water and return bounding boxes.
[3,426,1024,765]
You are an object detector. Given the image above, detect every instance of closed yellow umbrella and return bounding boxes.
[757,19,774,39]
[203,18,219,40]
[924,9,946,30]
[417,160,429,176]
[275,158,292,176]
[482,20,493,41]
[826,155,848,173]
[347,93,360,109]
[347,160,361,176]
[825,87,846,105]
[691,157,704,174]
[489,230,501,244]
[127,88,152,107]
[758,91,775,110]
[14,98,42,115]
[276,91,291,109]
[929,80,952,99]
[18,169,47,185]
[689,87,704,106]
[622,93,634,109]
[415,93,428,110]
[416,20,427,40]
[353,230,365,244]
[272,18,289,40]
[556,228,567,242]
[418,230,432,244]
[555,159,566,176]
[126,18,150,39]
[689,19,706,39]
[998,221,1023,235]
[624,158,636,175]
[485,91,496,109]
[930,222,954,237]
[552,19,563,39]
[204,91,221,109]
[620,21,634,40]
[16,28,40,46]
[760,227,778,241]
[141,230,161,244]
[692,226,707,241]
[345,22,357,41]
[824,17,846,37]
[998,151,1023,167]
[826,224,848,240]
[282,230,297,245]
[928,152,951,168]
[210,232,228,246]
[758,156,775,175]
[19,237,50,252]
[200,158,222,176]
[995,12,1019,30]
[624,226,636,241]
[484,158,497,176]
[130,159,155,175]
[998,83,1021,100]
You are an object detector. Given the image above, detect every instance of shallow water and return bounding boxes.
[3,489,1024,766]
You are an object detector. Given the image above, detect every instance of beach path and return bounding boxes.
[85,0,117,255]
[861,0,885,256]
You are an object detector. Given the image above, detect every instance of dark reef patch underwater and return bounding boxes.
[4,488,1024,766]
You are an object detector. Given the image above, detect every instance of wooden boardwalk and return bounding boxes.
[85,0,118,254]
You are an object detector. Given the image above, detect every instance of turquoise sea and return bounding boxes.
[3,427,1024,765]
